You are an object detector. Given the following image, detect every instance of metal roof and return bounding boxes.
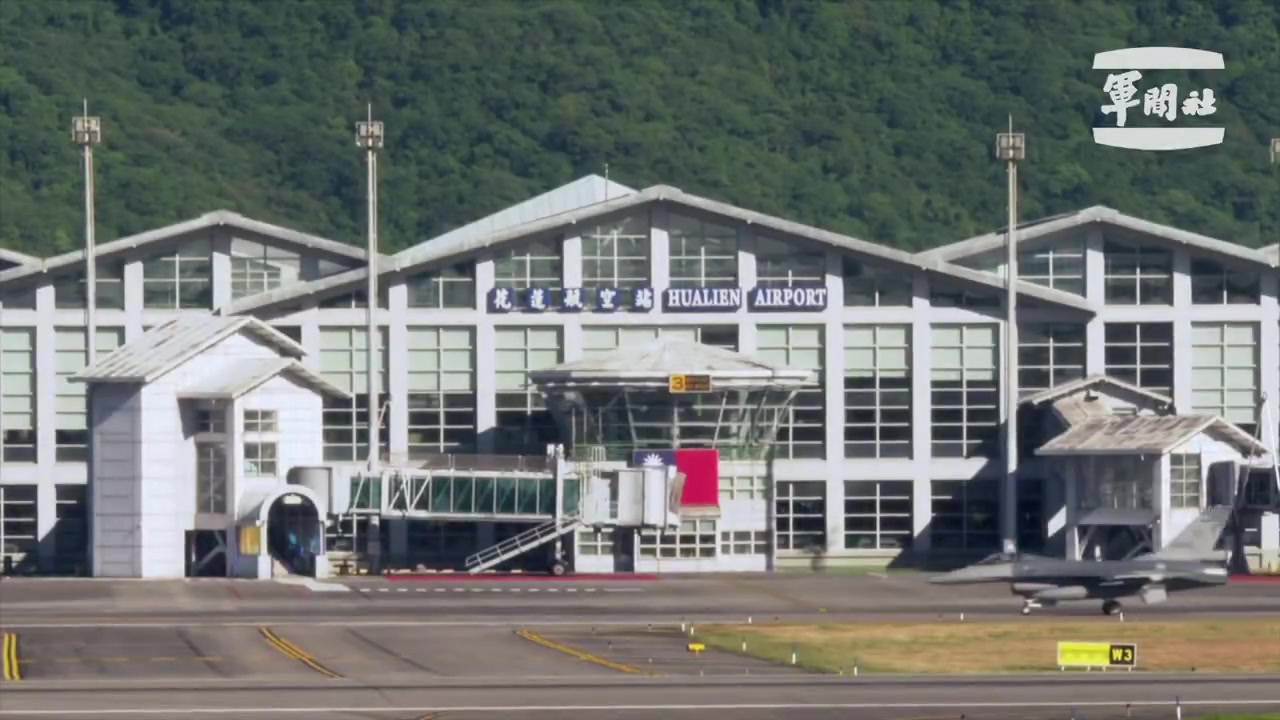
[0,248,38,267]
[1021,374,1174,408]
[175,357,350,400]
[1262,243,1279,263]
[223,183,1097,316]
[529,339,816,389]
[1078,508,1159,527]
[0,209,389,286]
[1036,415,1267,457]
[918,205,1274,268]
[73,315,306,384]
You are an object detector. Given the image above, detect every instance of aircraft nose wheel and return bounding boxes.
[1102,600,1122,616]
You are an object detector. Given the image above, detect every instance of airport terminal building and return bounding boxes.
[1,174,1278,577]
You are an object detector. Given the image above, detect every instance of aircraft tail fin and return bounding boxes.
[1146,505,1232,561]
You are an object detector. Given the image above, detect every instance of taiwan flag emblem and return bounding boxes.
[630,449,720,507]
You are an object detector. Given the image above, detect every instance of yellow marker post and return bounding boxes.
[2,632,20,681]
[1057,642,1137,669]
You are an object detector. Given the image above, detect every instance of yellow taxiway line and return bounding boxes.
[258,627,342,679]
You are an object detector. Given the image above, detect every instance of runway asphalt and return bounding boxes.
[0,572,1276,718]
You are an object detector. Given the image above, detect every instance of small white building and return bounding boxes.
[73,315,350,579]
[1023,375,1269,561]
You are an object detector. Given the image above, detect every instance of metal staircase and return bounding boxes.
[465,513,582,574]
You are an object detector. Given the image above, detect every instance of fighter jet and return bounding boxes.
[929,507,1233,615]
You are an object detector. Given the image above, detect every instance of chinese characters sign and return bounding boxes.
[487,285,829,313]
[1093,47,1225,151]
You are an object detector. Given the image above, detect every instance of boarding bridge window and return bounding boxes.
[143,239,213,309]
[54,327,124,462]
[844,480,913,550]
[407,263,476,309]
[843,257,911,306]
[53,485,88,575]
[1103,240,1171,305]
[195,442,227,514]
[638,519,717,559]
[53,261,126,309]
[407,327,477,458]
[318,287,390,310]
[495,327,560,454]
[243,442,278,477]
[493,238,563,307]
[1104,323,1173,397]
[576,528,614,556]
[720,530,769,555]
[758,326,825,459]
[319,327,390,462]
[930,479,999,552]
[0,485,37,572]
[1170,454,1202,509]
[667,213,738,288]
[1018,322,1086,398]
[756,235,825,287]
[243,409,278,433]
[844,324,911,459]
[1190,257,1259,305]
[230,239,300,300]
[775,481,826,551]
[1191,322,1258,435]
[930,324,999,458]
[1,329,36,463]
[581,214,650,302]
[1019,241,1086,296]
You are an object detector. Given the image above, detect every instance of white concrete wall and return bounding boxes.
[89,383,143,577]
[1166,432,1245,541]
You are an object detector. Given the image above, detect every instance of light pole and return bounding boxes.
[995,120,1025,555]
[71,101,102,362]
[356,106,384,474]
[1270,138,1279,497]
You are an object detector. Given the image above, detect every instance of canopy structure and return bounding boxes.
[530,340,817,462]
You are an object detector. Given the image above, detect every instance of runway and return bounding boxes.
[1,573,1277,718]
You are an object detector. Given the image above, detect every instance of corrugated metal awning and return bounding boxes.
[1078,508,1159,526]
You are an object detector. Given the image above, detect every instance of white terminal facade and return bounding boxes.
[0,174,1278,577]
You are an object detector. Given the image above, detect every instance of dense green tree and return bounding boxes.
[1,0,1277,257]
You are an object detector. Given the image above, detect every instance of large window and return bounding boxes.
[756,235,825,287]
[493,239,562,308]
[1191,322,1257,434]
[406,327,476,458]
[53,261,126,309]
[1170,454,1202,509]
[757,325,825,459]
[495,327,560,454]
[930,479,999,552]
[1018,323,1086,397]
[638,519,717,559]
[195,442,227,514]
[0,283,36,309]
[243,409,277,433]
[581,326,737,358]
[929,280,1000,309]
[318,287,389,309]
[407,263,475,309]
[243,442,278,477]
[843,257,911,306]
[775,481,826,551]
[1,328,36,463]
[1104,323,1173,396]
[1103,239,1171,305]
[54,484,88,575]
[576,528,614,557]
[581,214,650,291]
[1190,257,1259,305]
[142,239,213,309]
[844,480,913,550]
[720,530,769,555]
[844,325,911,459]
[930,325,999,458]
[230,239,301,300]
[319,327,390,462]
[0,485,38,571]
[1019,241,1085,296]
[55,327,125,462]
[668,213,738,288]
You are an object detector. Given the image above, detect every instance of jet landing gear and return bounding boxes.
[1101,599,1123,616]
[1020,599,1047,615]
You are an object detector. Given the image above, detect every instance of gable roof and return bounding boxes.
[221,183,1097,316]
[73,315,305,384]
[919,205,1272,268]
[1036,414,1268,457]
[0,210,389,286]
[1021,374,1174,409]
[0,248,38,267]
[175,357,349,400]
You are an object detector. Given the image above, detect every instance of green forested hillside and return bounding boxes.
[1,0,1277,257]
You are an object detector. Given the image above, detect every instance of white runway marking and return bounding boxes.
[4,699,1277,716]
[353,586,640,594]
